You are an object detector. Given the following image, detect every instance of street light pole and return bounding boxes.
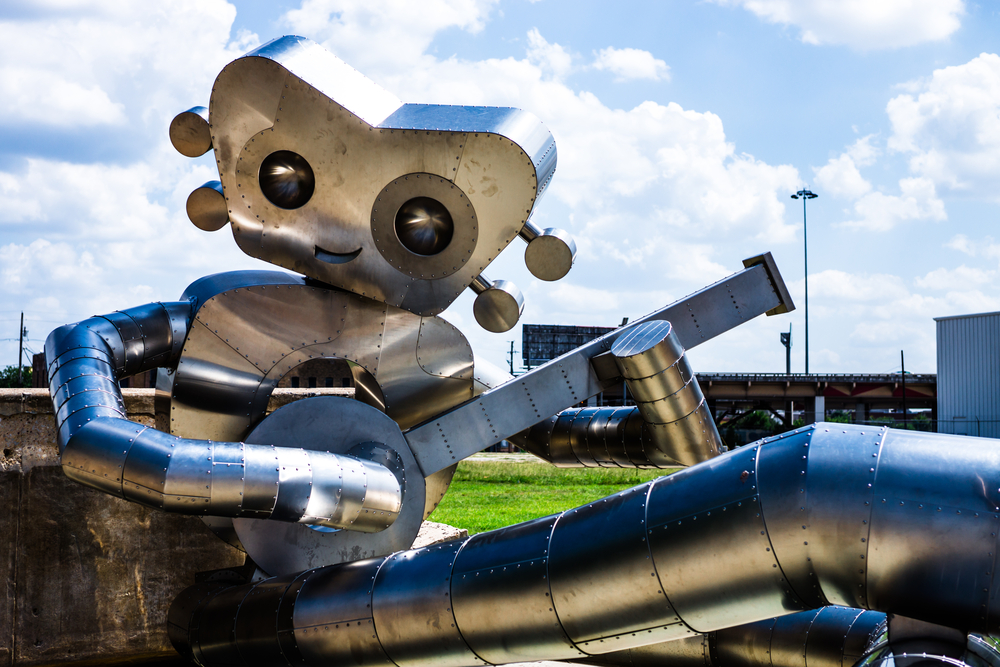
[790,189,817,374]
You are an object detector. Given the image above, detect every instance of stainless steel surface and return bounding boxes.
[521,223,577,281]
[583,607,886,667]
[169,105,212,158]
[514,403,720,468]
[611,320,723,465]
[472,277,524,333]
[46,300,405,536]
[186,180,229,232]
[171,424,1000,666]
[199,35,556,318]
[407,257,790,476]
[258,149,315,209]
[234,396,426,576]
[169,274,474,444]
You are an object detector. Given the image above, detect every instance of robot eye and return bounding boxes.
[394,196,454,256]
[259,150,315,209]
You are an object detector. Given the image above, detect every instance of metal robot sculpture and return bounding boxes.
[43,36,1000,667]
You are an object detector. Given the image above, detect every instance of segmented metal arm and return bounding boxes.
[45,302,402,532]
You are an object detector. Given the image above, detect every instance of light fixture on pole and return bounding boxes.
[790,189,817,374]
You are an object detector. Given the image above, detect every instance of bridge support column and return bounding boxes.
[813,395,825,424]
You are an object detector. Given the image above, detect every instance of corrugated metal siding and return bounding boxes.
[936,312,1000,438]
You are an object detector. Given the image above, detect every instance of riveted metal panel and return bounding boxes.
[293,559,394,667]
[549,483,690,653]
[237,397,424,575]
[99,311,145,374]
[803,606,876,667]
[868,429,1000,633]
[763,424,885,609]
[585,407,618,467]
[712,616,777,667]
[242,445,281,516]
[406,261,789,476]
[646,445,804,633]
[569,407,602,468]
[232,574,299,665]
[193,583,256,666]
[272,447,313,522]
[768,609,814,667]
[452,515,585,663]
[372,540,484,667]
[612,321,684,380]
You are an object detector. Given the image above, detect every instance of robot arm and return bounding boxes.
[45,301,402,532]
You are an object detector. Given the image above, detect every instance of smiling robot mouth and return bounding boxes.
[315,245,362,264]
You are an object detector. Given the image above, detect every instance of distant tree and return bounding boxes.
[0,365,32,388]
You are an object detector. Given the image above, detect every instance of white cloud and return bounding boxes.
[887,53,1000,194]
[526,28,573,80]
[813,136,877,199]
[914,265,994,290]
[712,0,965,50]
[841,177,946,231]
[814,154,871,200]
[0,1,256,134]
[592,46,670,82]
[282,0,498,75]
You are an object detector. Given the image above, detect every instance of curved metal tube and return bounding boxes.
[169,424,1000,665]
[45,302,403,532]
[514,405,721,468]
[513,321,722,468]
[584,606,885,667]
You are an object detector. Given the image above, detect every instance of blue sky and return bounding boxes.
[1,0,997,376]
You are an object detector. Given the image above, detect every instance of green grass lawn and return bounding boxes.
[427,458,674,534]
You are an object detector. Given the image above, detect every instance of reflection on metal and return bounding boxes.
[171,424,1000,666]
[201,34,559,323]
[168,105,211,157]
[52,33,1000,667]
[406,256,791,477]
[520,219,577,281]
[471,275,524,333]
[44,303,401,532]
[513,403,720,468]
[586,606,886,667]
[186,181,228,232]
[234,397,425,575]
[258,150,315,209]
[394,196,454,256]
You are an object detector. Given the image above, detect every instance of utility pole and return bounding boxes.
[507,341,516,375]
[900,350,907,428]
[780,323,792,375]
[17,312,24,387]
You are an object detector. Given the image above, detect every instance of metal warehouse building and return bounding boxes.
[936,311,1000,438]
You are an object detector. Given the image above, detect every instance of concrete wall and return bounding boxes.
[0,389,246,667]
[0,388,468,667]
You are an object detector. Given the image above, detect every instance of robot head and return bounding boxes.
[171,36,576,330]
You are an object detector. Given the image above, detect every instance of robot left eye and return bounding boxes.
[394,196,454,256]
[259,150,315,209]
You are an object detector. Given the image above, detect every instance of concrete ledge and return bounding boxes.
[0,389,466,666]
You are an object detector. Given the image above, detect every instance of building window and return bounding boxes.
[308,377,317,388]
[342,378,351,388]
[291,377,300,388]
[325,377,333,387]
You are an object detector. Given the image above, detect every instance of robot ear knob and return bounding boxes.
[471,275,524,333]
[524,227,576,281]
[186,181,229,232]
[169,106,212,158]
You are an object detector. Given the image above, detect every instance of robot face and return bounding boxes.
[182,36,558,317]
